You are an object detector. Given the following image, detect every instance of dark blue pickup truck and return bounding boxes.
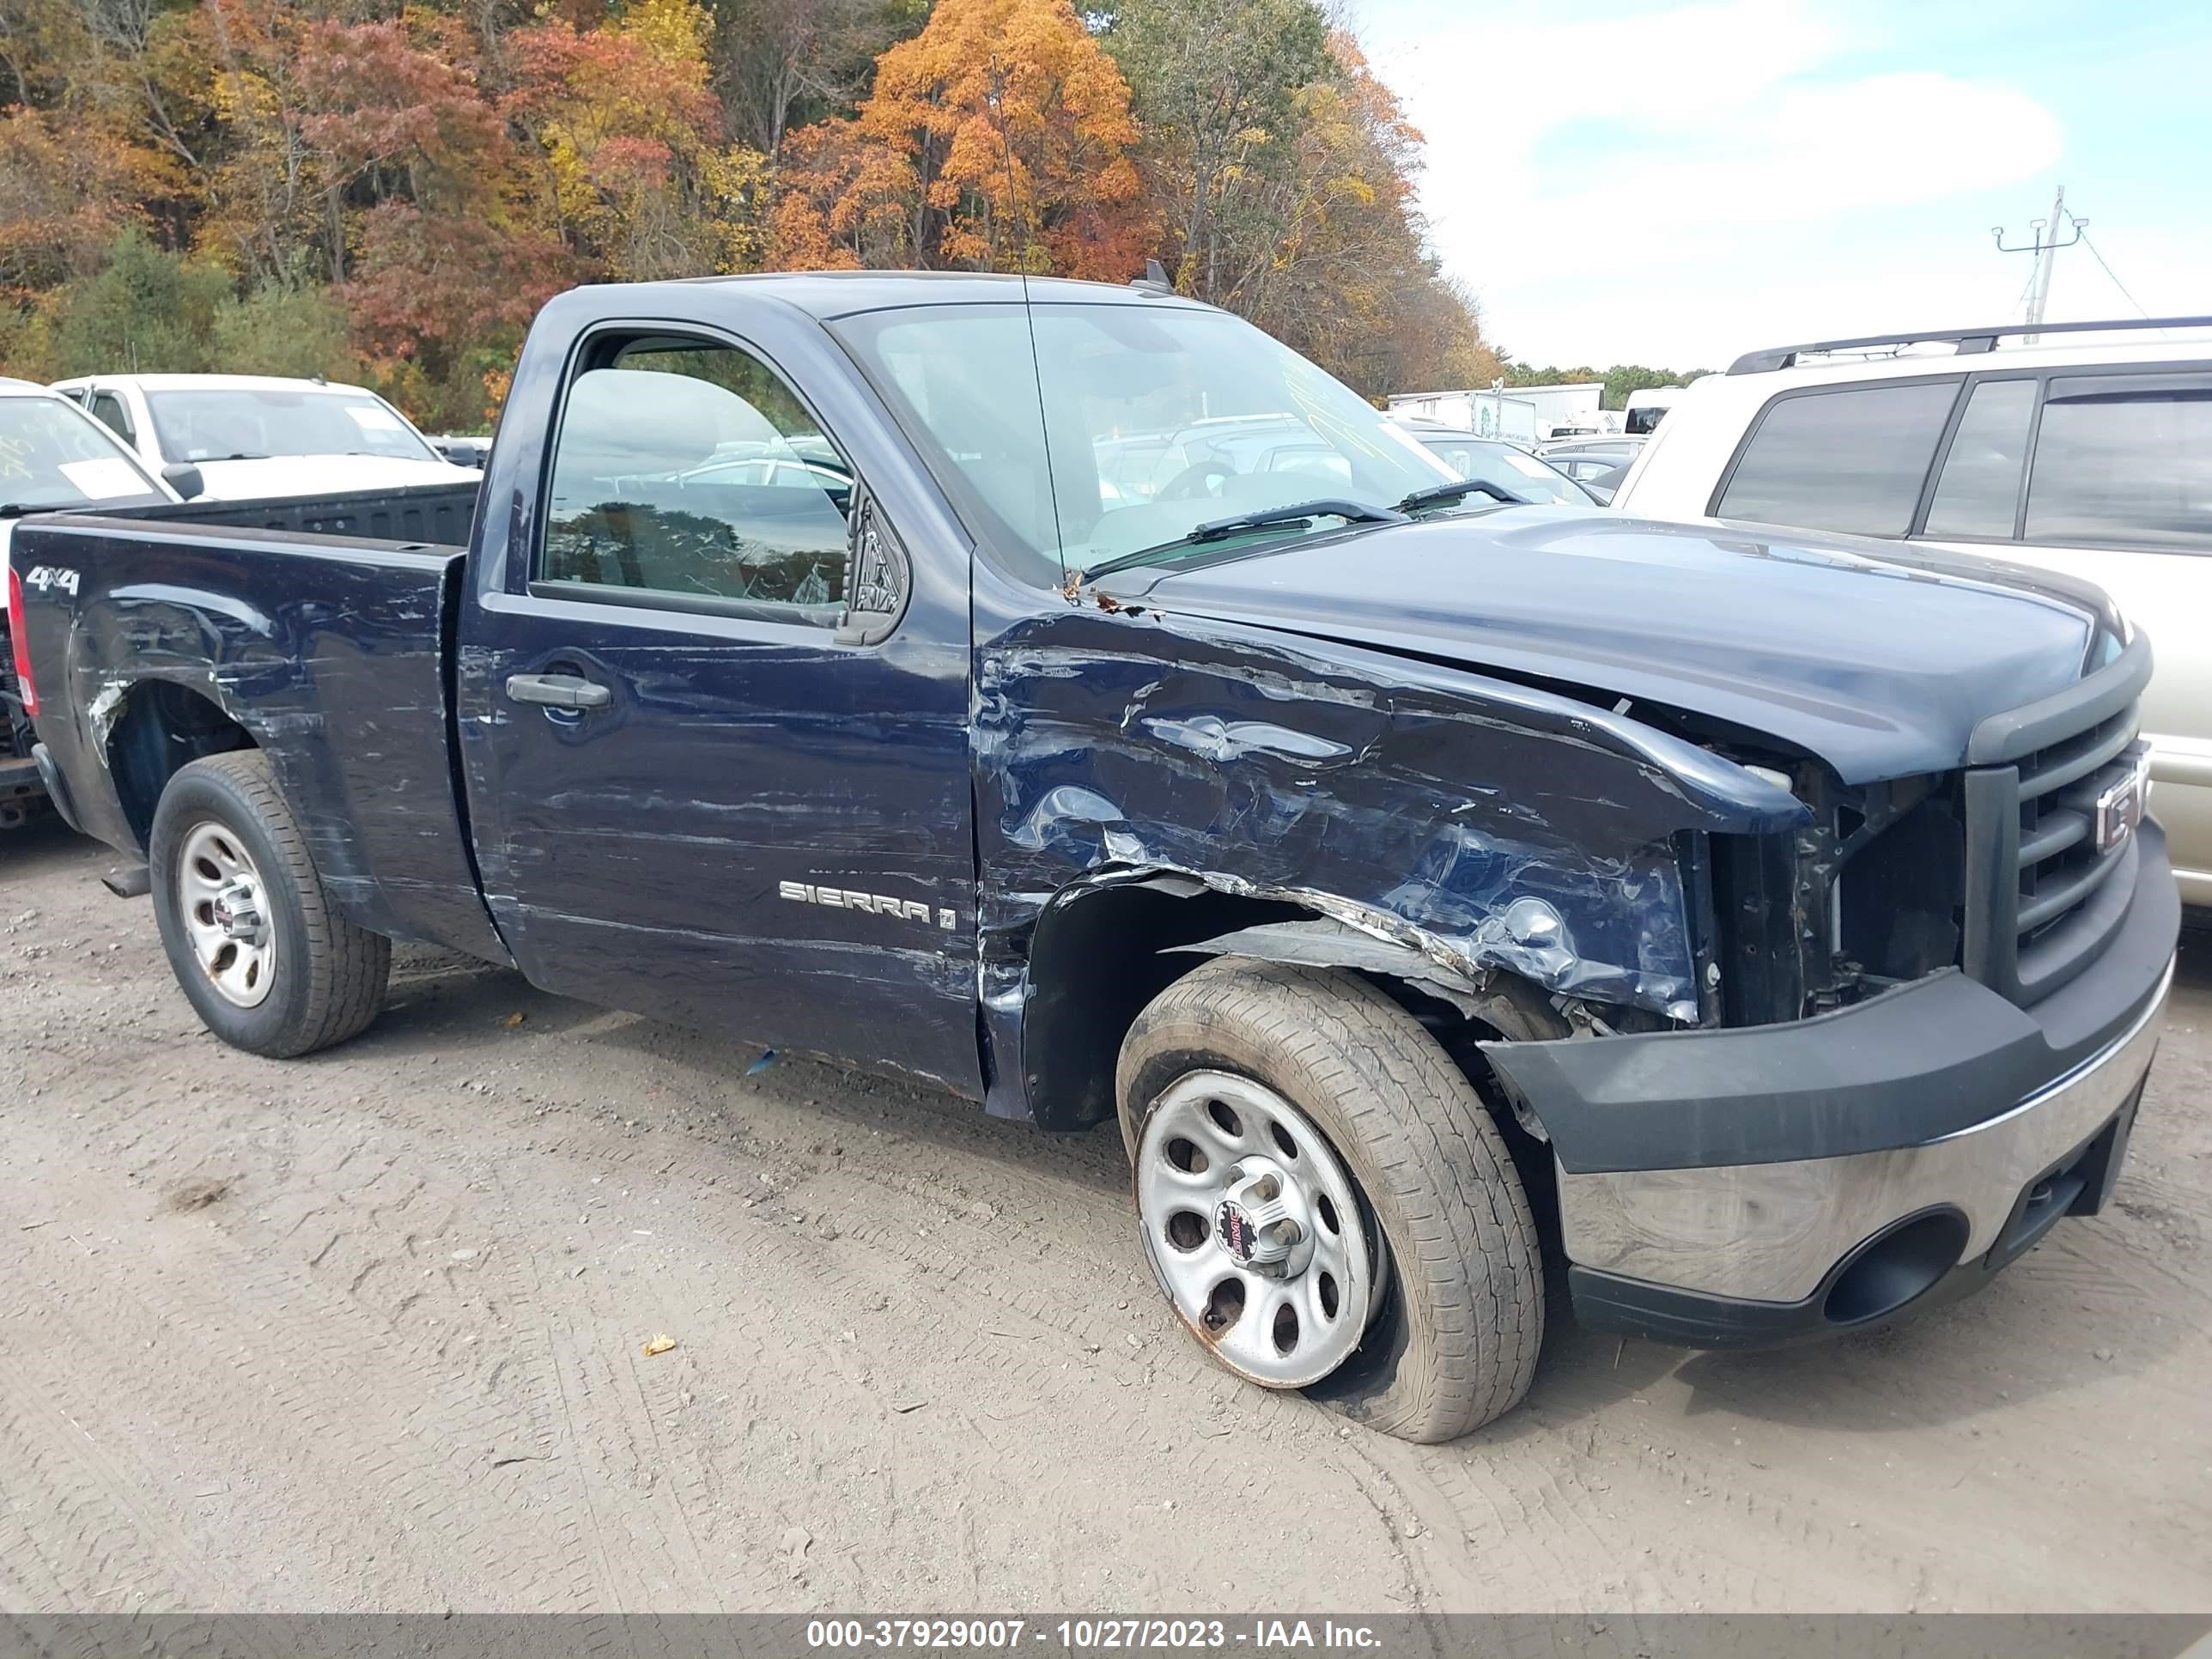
[9,274,2179,1442]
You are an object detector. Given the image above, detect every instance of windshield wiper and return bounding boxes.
[1396,478,1530,514]
[1084,498,1408,581]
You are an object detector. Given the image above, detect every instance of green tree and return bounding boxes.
[210,276,357,380]
[1099,0,1329,302]
[1602,363,1710,408]
[1503,362,1712,410]
[40,224,229,376]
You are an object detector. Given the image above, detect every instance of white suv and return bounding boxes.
[1612,318,2212,911]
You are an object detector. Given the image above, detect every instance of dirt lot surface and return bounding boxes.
[2,819,2208,1614]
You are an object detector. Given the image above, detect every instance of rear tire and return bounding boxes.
[1117,957,1544,1443]
[149,750,390,1057]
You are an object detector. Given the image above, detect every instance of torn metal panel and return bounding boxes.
[84,678,130,757]
[1140,714,1357,765]
[1168,918,1497,1019]
[974,607,1778,1032]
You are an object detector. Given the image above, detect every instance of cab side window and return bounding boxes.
[1715,380,1958,536]
[540,337,854,621]
[88,392,135,445]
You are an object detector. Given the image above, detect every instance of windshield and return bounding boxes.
[1417,435,1592,506]
[144,386,443,465]
[830,301,1459,577]
[0,394,167,511]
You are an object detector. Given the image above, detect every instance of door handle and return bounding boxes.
[507,672,611,710]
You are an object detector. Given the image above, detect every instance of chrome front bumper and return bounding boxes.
[1556,957,2170,1311]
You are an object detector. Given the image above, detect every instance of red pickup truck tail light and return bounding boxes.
[7,565,38,720]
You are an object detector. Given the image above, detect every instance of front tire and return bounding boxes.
[1117,957,1543,1443]
[149,751,390,1057]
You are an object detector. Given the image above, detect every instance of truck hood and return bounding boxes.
[1113,507,2106,784]
[187,455,481,502]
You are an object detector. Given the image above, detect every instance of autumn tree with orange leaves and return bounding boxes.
[773,0,1146,281]
[0,0,1495,421]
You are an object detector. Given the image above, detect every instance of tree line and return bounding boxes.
[0,0,1503,429]
[1502,362,1713,411]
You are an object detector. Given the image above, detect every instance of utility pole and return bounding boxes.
[1992,185,2086,343]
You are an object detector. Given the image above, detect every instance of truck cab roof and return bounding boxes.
[50,371,382,396]
[579,270,1217,322]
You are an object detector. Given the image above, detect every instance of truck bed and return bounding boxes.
[11,485,505,963]
[133,479,478,548]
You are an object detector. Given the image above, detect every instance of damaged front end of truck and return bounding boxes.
[970,599,1826,1133]
[973,563,2176,1358]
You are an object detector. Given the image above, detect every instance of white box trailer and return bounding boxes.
[1385,389,1540,447]
[1507,382,1617,440]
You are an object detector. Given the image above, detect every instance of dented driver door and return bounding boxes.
[457,310,981,1097]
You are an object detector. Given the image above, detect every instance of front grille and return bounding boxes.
[2016,712,2141,934]
[1962,635,2152,1006]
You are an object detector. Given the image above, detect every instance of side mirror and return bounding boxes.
[835,485,911,647]
[160,462,205,501]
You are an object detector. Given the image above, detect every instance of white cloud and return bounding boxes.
[1363,0,2069,366]
[1384,0,1840,137]
[1503,75,2063,273]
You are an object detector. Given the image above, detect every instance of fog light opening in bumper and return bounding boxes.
[1821,1208,1972,1328]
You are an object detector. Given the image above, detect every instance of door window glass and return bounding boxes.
[1923,378,2038,539]
[1717,380,1958,536]
[88,392,135,444]
[541,338,854,618]
[2025,374,2212,549]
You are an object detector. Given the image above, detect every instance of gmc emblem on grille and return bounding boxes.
[2094,744,2154,855]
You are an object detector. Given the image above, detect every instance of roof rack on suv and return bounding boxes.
[1727,314,2212,375]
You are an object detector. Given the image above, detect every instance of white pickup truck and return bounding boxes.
[49,373,481,503]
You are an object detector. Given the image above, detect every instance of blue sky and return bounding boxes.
[1353,0,2212,370]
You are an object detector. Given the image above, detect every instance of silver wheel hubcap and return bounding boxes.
[176,822,276,1009]
[1135,1071,1384,1389]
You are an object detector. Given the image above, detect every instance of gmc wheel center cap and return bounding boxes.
[1214,1199,1258,1261]
[210,881,264,944]
[1212,1158,1316,1278]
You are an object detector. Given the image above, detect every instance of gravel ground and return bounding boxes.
[2,817,2207,1614]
